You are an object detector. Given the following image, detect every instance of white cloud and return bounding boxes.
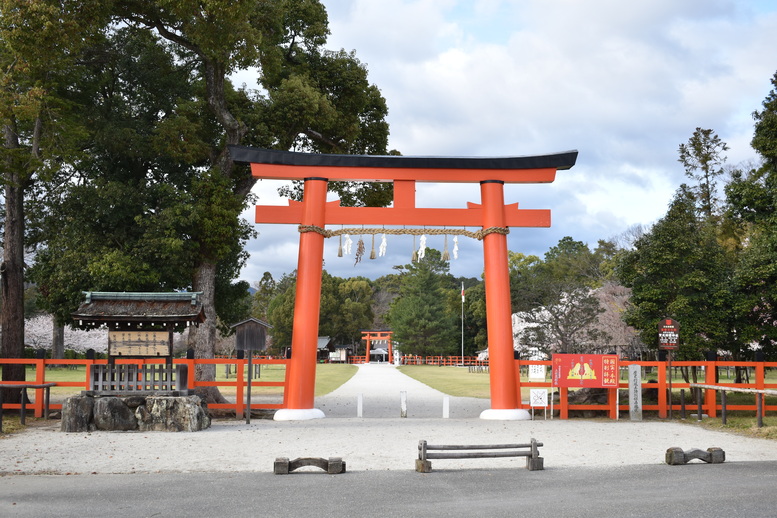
[237,0,777,284]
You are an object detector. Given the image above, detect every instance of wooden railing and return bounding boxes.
[0,357,288,419]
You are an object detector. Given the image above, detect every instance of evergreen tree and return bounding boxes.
[8,1,393,402]
[387,250,458,356]
[678,128,729,218]
[617,187,732,360]
[1,2,109,395]
[724,70,777,358]
[252,272,277,321]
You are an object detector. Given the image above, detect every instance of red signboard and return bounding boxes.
[658,318,680,350]
[552,354,620,388]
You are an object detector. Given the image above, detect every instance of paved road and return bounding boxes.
[4,461,777,517]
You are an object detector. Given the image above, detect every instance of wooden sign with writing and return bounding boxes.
[551,354,620,388]
[109,330,171,357]
[658,318,680,350]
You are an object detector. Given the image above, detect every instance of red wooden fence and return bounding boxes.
[516,359,777,419]
[2,357,775,421]
[0,357,288,419]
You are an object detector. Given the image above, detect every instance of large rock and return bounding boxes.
[93,397,137,431]
[61,396,95,432]
[61,394,210,432]
[135,395,211,432]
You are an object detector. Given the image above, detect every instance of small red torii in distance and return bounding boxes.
[231,145,577,421]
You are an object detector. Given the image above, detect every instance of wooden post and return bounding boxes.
[704,357,717,418]
[609,387,618,419]
[20,388,26,425]
[696,387,703,421]
[755,361,765,419]
[657,361,668,418]
[559,386,569,419]
[667,350,673,419]
[246,352,252,424]
[236,358,244,421]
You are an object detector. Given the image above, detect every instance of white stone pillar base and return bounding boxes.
[479,408,531,420]
[273,408,326,421]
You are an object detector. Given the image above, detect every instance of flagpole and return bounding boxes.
[461,282,465,365]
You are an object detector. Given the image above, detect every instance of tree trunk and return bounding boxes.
[52,318,65,360]
[1,123,26,404]
[189,261,227,404]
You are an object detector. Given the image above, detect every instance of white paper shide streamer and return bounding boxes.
[343,234,353,255]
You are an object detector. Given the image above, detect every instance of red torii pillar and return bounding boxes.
[230,146,577,421]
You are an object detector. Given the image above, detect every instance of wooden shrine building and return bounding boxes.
[72,292,205,394]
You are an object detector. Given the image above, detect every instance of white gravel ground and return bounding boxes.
[3,364,776,474]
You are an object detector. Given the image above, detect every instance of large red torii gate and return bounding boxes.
[231,146,577,420]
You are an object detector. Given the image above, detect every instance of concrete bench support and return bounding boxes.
[274,457,346,474]
[665,447,725,465]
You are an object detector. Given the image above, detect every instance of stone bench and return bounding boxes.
[416,438,544,472]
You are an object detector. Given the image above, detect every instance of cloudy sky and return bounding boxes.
[237,0,777,285]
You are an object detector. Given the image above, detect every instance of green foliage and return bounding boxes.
[266,273,297,348]
[463,282,488,352]
[719,73,777,359]
[617,187,732,359]
[678,127,729,217]
[731,221,777,355]
[618,72,777,362]
[725,165,776,225]
[751,71,777,168]
[252,272,277,321]
[266,271,374,348]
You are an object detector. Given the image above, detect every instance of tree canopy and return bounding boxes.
[2,1,394,400]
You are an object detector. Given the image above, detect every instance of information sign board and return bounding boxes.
[108,330,171,357]
[551,354,619,388]
[658,318,680,350]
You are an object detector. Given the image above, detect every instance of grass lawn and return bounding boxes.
[398,365,492,399]
[17,362,358,400]
[217,363,357,397]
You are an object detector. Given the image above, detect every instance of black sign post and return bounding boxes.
[231,318,272,424]
[658,318,680,419]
